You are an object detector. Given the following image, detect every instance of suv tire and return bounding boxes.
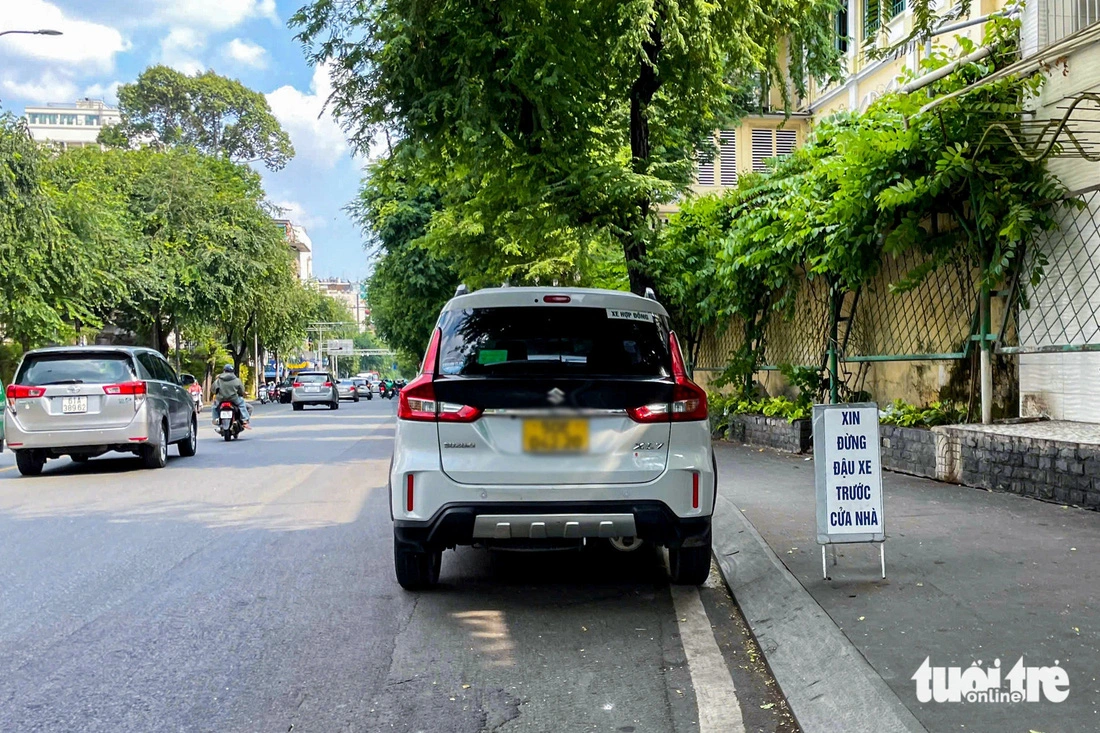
[142,421,169,469]
[668,534,712,585]
[330,400,339,410]
[178,415,198,457]
[394,536,441,590]
[15,450,45,477]
[293,403,303,411]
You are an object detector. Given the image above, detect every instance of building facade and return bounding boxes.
[1011,0,1100,420]
[24,99,121,149]
[274,219,314,282]
[316,279,367,333]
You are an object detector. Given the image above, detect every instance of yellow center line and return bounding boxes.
[0,465,17,473]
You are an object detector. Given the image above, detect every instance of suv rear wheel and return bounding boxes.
[15,450,45,477]
[394,536,441,590]
[142,420,169,469]
[668,533,713,585]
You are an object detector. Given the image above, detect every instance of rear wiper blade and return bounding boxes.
[40,379,84,385]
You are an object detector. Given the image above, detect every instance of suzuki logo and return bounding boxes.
[547,387,565,405]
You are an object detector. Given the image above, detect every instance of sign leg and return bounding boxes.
[822,545,827,580]
[880,543,886,579]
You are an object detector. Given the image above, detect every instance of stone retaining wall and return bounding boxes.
[723,415,1100,511]
[879,425,938,480]
[727,414,812,454]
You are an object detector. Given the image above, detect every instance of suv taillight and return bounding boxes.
[627,332,708,423]
[103,381,147,395]
[6,384,45,400]
[397,328,482,423]
[292,382,302,388]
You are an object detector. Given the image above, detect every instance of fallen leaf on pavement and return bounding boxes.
[858,616,865,621]
[760,703,775,710]
[462,684,470,689]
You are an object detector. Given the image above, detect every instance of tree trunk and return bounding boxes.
[623,12,665,295]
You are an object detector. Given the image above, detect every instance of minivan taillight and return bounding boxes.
[627,332,708,423]
[396,328,482,423]
[292,382,302,388]
[102,381,147,396]
[6,384,45,400]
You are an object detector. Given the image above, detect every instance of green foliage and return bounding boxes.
[730,396,810,423]
[778,363,825,404]
[647,195,729,371]
[351,149,460,368]
[293,0,842,291]
[879,398,966,427]
[114,65,294,170]
[709,16,1067,385]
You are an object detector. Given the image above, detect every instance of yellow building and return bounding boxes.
[677,0,1011,202]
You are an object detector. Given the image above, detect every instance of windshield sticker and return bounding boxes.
[441,360,464,374]
[561,355,587,363]
[606,308,656,322]
[477,349,509,365]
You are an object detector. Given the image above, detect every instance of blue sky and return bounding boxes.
[0,0,376,281]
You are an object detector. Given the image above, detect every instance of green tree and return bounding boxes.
[646,195,729,371]
[292,0,842,293]
[0,112,108,349]
[112,65,295,170]
[351,150,460,366]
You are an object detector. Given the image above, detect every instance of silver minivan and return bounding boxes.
[290,371,339,410]
[3,346,198,476]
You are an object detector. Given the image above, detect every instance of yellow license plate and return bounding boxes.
[522,418,589,453]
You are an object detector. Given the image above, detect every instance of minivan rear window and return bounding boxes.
[437,306,671,377]
[16,353,135,386]
[296,373,328,383]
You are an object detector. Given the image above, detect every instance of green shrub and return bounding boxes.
[879,399,966,428]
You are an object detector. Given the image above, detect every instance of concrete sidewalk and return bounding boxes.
[713,442,1100,733]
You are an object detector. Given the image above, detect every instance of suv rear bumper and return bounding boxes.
[3,405,153,453]
[394,500,711,553]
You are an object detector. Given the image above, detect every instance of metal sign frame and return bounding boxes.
[812,402,886,579]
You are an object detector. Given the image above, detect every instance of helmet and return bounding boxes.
[223,364,235,373]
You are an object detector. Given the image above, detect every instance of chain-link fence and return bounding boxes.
[696,250,978,375]
[999,187,1100,354]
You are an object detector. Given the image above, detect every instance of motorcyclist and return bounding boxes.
[212,364,251,429]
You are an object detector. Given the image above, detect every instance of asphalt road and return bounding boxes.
[0,397,794,733]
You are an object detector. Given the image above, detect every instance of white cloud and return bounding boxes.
[151,0,278,32]
[224,38,268,69]
[272,200,324,229]
[1,0,129,71]
[83,80,122,104]
[158,27,205,75]
[266,64,352,170]
[0,72,78,104]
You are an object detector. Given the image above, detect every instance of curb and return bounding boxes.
[712,493,926,733]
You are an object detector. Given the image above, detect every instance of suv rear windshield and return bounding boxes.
[296,373,328,383]
[17,353,135,386]
[437,306,671,377]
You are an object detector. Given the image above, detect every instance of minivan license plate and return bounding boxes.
[523,419,589,453]
[62,396,87,414]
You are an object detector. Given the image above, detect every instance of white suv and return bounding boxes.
[389,286,715,589]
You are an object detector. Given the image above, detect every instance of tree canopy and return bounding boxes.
[109,65,295,171]
[293,0,843,294]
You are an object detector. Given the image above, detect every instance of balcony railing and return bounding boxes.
[1045,0,1100,46]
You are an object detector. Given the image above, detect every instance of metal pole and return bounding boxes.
[822,545,827,580]
[980,283,993,424]
[880,543,886,579]
[254,331,260,397]
[828,284,840,404]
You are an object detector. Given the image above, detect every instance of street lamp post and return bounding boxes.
[0,29,64,38]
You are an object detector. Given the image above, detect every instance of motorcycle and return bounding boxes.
[216,401,247,441]
[381,383,396,399]
[258,387,270,405]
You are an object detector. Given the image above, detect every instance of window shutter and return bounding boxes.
[719,130,738,186]
[751,129,774,172]
[696,149,714,185]
[776,129,798,157]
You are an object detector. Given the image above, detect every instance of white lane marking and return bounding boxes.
[671,584,746,733]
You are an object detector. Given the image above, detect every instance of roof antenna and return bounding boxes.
[454,284,468,296]
[644,287,657,300]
